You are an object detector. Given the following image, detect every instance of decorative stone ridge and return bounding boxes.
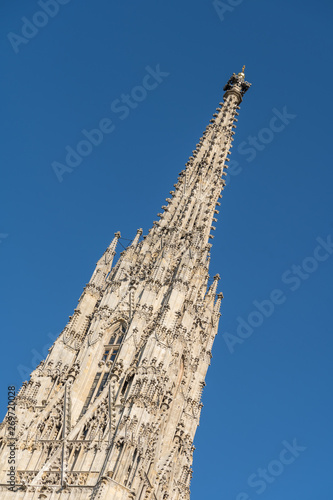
[0,69,251,499]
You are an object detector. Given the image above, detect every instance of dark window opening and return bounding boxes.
[95,372,109,399]
[80,372,101,417]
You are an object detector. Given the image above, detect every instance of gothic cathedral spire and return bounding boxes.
[0,69,251,499]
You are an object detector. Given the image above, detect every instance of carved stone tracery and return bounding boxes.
[0,69,251,499]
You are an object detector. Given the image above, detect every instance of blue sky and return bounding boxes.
[1,1,332,498]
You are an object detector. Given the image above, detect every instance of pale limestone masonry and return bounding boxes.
[0,70,251,499]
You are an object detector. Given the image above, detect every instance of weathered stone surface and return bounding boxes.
[0,70,250,499]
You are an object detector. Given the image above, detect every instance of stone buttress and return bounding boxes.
[0,69,251,500]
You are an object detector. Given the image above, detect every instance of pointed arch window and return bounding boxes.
[121,373,134,398]
[79,322,126,417]
[102,322,127,364]
[79,372,101,417]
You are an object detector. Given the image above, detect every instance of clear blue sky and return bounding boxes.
[1,1,332,498]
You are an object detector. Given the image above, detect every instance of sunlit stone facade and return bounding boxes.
[0,70,251,499]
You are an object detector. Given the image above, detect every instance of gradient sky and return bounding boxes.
[1,1,332,499]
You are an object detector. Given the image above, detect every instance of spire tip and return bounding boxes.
[238,65,246,80]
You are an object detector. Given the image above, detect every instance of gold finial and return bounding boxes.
[238,65,245,80]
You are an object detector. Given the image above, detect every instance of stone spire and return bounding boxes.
[0,70,251,499]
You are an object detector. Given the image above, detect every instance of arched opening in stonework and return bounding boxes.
[102,321,127,364]
[124,447,139,487]
[129,453,141,488]
[70,447,80,471]
[121,373,134,399]
[79,372,102,417]
[79,321,127,417]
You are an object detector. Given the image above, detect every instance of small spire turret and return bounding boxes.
[223,65,251,103]
[131,228,143,248]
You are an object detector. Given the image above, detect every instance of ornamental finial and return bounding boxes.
[223,67,251,102]
[238,65,245,80]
